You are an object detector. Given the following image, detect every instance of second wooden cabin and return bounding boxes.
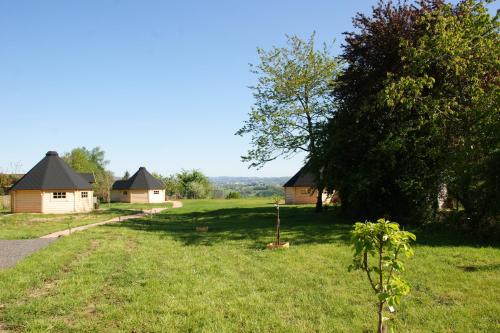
[111,167,165,203]
[283,167,328,205]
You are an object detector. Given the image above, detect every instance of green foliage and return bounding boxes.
[253,186,284,198]
[237,33,338,166]
[225,191,241,199]
[271,195,283,205]
[0,173,20,195]
[383,0,500,228]
[157,170,212,199]
[163,175,182,197]
[177,170,212,199]
[122,171,130,180]
[349,218,416,333]
[215,183,284,198]
[237,33,340,210]
[63,147,113,201]
[324,1,443,224]
[64,147,108,172]
[324,0,499,227]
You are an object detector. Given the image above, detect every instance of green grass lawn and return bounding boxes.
[106,202,172,210]
[0,198,498,332]
[0,202,172,239]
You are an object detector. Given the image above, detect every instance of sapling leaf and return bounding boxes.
[348,217,415,333]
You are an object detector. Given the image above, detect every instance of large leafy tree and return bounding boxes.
[63,147,114,201]
[324,0,498,226]
[384,0,500,228]
[163,174,182,197]
[237,34,339,211]
[325,1,443,224]
[152,171,209,199]
[176,170,212,199]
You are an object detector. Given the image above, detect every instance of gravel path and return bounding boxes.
[167,200,183,208]
[40,207,167,238]
[0,239,57,269]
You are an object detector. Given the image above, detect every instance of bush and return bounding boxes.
[225,192,241,199]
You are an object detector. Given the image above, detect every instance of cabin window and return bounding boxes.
[53,192,66,199]
[123,191,128,195]
[81,192,88,198]
[300,189,308,195]
[153,190,159,194]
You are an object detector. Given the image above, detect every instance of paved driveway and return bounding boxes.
[0,239,57,269]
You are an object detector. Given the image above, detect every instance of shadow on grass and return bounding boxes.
[104,206,353,248]
[92,208,143,216]
[103,203,500,249]
[458,263,500,272]
[412,225,500,248]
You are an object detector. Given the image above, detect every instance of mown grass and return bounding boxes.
[0,202,171,239]
[0,198,498,332]
[106,202,172,210]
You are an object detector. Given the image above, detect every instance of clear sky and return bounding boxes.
[0,0,385,177]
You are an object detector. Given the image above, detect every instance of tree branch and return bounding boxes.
[364,251,378,293]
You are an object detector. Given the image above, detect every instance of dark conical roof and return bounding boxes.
[11,151,93,190]
[78,173,95,184]
[283,166,316,187]
[112,167,164,190]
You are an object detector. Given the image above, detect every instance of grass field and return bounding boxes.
[0,202,172,239]
[0,198,499,332]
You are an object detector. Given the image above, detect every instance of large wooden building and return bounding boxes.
[111,167,165,204]
[10,151,94,213]
[283,167,327,204]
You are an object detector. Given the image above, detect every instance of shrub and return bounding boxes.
[348,218,416,333]
[225,192,241,199]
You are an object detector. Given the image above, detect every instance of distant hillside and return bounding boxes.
[209,176,290,186]
[209,176,290,198]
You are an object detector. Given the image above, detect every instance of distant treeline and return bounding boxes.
[152,171,284,199]
[212,183,284,199]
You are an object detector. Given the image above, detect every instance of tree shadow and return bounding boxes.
[91,208,143,216]
[103,204,499,249]
[411,225,500,248]
[104,206,353,249]
[458,263,500,272]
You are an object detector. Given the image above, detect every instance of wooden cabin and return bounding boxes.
[111,167,165,203]
[283,167,327,204]
[10,151,94,213]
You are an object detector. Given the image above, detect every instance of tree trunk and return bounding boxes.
[377,236,386,333]
[378,301,384,333]
[315,186,323,213]
[377,300,388,332]
[275,206,281,245]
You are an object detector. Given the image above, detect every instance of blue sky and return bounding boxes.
[0,1,409,176]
